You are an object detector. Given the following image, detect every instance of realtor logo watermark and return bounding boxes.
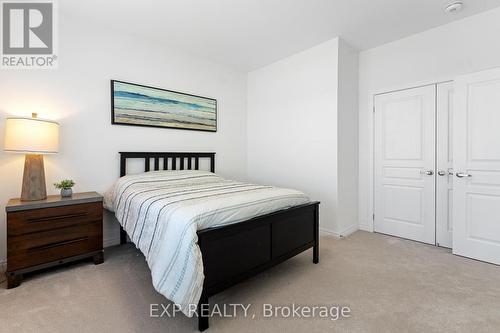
[1,0,57,68]
[150,303,351,321]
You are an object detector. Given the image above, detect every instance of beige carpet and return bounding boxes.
[1,231,500,333]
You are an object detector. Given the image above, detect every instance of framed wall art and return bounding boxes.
[111,80,217,132]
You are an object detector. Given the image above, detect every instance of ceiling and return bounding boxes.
[61,0,500,71]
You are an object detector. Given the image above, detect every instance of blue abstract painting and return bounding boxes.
[111,80,217,132]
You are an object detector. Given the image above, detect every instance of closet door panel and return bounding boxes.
[374,85,436,244]
[453,68,500,265]
[436,82,454,248]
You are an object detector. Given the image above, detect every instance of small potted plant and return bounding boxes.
[54,179,75,197]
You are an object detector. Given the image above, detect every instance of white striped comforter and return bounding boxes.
[106,170,310,316]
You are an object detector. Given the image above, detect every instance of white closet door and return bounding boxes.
[436,82,454,248]
[453,68,500,265]
[374,85,436,244]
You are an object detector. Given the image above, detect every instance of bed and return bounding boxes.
[109,152,320,331]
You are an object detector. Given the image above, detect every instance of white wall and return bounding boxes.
[337,39,359,234]
[247,38,339,232]
[247,38,359,235]
[0,14,248,263]
[358,7,500,230]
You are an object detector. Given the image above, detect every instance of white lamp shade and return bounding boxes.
[4,117,59,153]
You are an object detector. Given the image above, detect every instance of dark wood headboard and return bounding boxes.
[119,152,215,177]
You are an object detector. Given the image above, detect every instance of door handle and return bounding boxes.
[437,170,446,176]
[456,172,472,178]
[420,170,434,176]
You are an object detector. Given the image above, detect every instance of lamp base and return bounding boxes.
[21,154,47,201]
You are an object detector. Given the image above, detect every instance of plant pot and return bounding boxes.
[61,188,73,197]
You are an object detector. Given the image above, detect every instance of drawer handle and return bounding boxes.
[28,237,89,252]
[27,212,89,223]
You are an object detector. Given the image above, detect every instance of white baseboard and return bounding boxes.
[359,223,374,232]
[320,228,340,237]
[320,224,359,238]
[103,236,121,248]
[338,224,358,237]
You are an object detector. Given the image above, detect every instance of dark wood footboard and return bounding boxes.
[196,201,320,331]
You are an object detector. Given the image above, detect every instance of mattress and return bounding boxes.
[105,170,310,316]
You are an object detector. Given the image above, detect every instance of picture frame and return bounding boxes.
[110,80,217,132]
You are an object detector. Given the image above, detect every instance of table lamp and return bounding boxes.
[4,113,59,201]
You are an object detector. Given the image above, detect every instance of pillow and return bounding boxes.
[103,170,220,212]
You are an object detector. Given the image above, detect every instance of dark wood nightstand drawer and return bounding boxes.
[7,221,102,271]
[5,192,104,288]
[7,202,102,236]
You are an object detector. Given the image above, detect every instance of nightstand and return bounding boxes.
[5,192,104,289]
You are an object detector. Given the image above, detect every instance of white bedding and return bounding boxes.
[105,170,310,316]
